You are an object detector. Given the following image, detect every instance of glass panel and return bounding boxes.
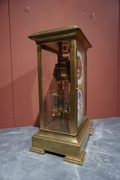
[77,45,86,128]
[41,41,70,133]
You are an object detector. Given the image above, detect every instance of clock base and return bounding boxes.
[29,117,93,165]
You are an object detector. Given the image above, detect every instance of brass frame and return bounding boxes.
[28,26,93,165]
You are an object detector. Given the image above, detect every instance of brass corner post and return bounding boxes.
[70,40,77,135]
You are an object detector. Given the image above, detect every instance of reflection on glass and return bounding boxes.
[41,41,70,133]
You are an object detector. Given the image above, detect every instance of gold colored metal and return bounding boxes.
[64,151,86,165]
[28,26,93,166]
[37,44,44,129]
[70,40,77,134]
[28,26,92,50]
[89,127,94,135]
[30,147,45,154]
[29,117,92,165]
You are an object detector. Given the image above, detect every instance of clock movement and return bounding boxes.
[28,26,94,165]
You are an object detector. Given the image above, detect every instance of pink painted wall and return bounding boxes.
[0,0,14,128]
[0,0,119,128]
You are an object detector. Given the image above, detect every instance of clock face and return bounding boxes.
[77,48,85,128]
[77,51,83,85]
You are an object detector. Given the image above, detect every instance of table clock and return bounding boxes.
[28,26,93,165]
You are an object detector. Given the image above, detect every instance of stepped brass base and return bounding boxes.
[30,117,93,165]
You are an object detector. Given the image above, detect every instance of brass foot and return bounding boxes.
[29,147,45,154]
[64,151,86,165]
[89,128,94,135]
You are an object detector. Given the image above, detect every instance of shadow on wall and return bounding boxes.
[0,80,14,128]
[0,68,39,128]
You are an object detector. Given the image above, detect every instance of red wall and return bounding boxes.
[118,5,120,116]
[0,0,14,127]
[0,0,119,128]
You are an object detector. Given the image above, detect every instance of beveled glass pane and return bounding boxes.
[41,41,70,133]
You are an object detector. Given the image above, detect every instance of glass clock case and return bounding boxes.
[28,26,93,165]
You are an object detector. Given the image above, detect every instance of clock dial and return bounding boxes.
[76,48,86,128]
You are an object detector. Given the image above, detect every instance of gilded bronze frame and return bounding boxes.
[29,26,94,165]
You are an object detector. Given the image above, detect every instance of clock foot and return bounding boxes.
[29,147,45,154]
[89,127,94,135]
[64,151,86,165]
